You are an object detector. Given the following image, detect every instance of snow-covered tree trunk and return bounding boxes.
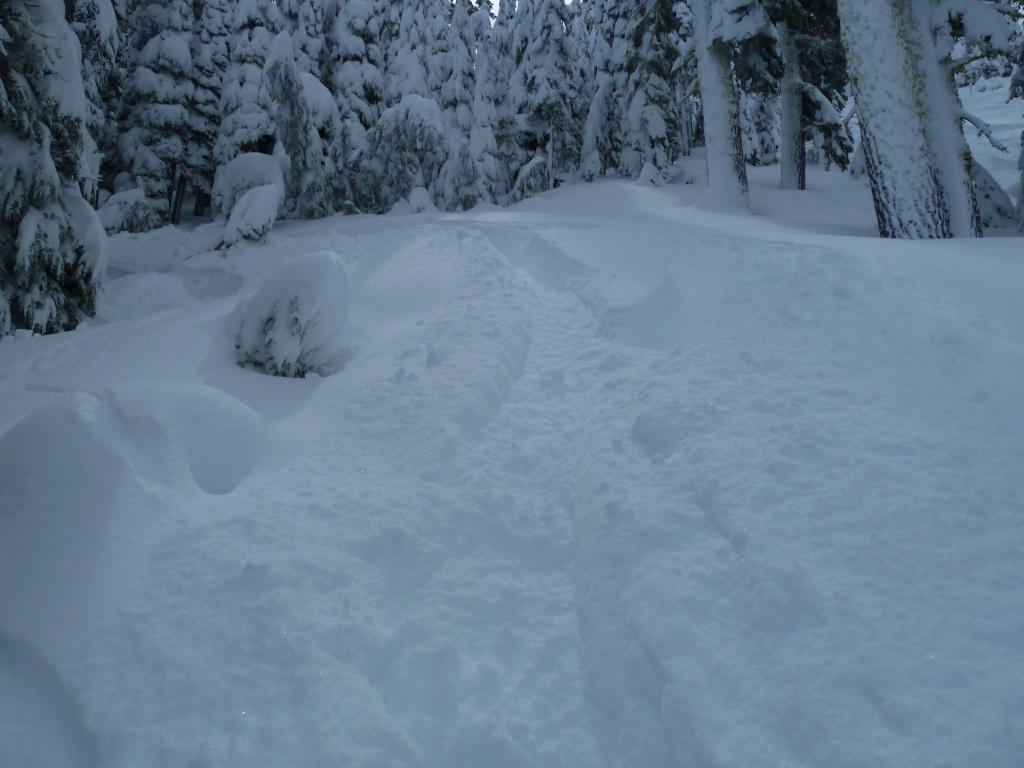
[778,20,804,190]
[691,0,749,208]
[907,0,981,237]
[1018,132,1024,230]
[836,0,951,238]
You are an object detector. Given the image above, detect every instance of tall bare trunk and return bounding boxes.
[778,21,804,191]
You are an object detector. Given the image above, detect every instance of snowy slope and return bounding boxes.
[2,155,1024,766]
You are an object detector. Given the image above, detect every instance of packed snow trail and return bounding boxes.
[1,175,1023,767]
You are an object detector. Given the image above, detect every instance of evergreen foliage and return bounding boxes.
[0,0,106,336]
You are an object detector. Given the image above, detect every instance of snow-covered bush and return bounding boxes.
[212,152,286,218]
[222,183,282,246]
[234,250,350,377]
[97,188,166,234]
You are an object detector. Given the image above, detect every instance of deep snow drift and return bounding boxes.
[2,91,1024,768]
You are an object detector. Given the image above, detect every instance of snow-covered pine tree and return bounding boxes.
[279,0,324,76]
[739,92,780,167]
[1,0,106,335]
[489,0,519,194]
[469,3,502,202]
[302,70,354,211]
[669,1,696,158]
[329,0,386,158]
[467,0,495,19]
[440,0,481,210]
[372,0,450,207]
[580,0,634,179]
[70,0,120,204]
[383,0,439,104]
[425,0,451,97]
[836,0,951,238]
[216,0,282,167]
[296,0,326,79]
[264,31,331,219]
[731,18,782,170]
[188,0,231,214]
[621,0,681,179]
[566,2,594,163]
[366,94,448,209]
[118,0,195,212]
[690,0,772,209]
[511,0,579,192]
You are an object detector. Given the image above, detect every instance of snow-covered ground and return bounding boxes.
[2,83,1023,768]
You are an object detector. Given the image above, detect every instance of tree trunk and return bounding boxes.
[676,81,692,158]
[691,0,749,208]
[837,0,951,238]
[778,21,804,190]
[907,0,981,237]
[1017,131,1024,231]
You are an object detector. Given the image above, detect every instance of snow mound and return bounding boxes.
[0,384,264,637]
[408,186,437,213]
[637,162,667,187]
[105,382,266,495]
[632,402,723,458]
[97,188,165,234]
[212,152,286,219]
[222,184,282,246]
[235,251,350,378]
[0,393,137,635]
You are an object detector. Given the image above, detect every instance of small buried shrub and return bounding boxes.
[234,251,350,377]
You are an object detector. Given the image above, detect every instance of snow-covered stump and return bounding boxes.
[837,0,951,238]
[234,251,350,378]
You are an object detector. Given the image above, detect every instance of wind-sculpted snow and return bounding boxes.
[1,174,1022,767]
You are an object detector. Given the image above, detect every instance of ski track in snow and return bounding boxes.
[1,177,1023,767]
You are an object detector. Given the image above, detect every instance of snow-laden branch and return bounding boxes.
[797,82,844,127]
[960,110,1009,152]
